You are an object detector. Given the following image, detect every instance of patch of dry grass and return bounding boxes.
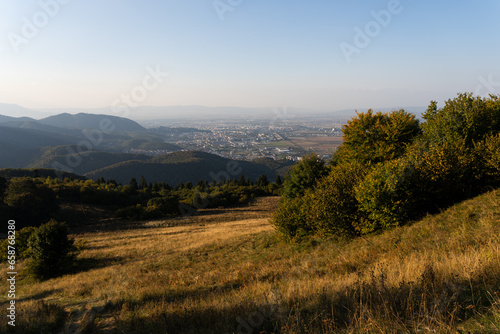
[0,193,499,333]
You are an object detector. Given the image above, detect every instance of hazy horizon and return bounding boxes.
[0,101,429,122]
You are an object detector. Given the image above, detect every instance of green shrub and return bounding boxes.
[309,162,369,236]
[355,158,418,231]
[115,204,145,220]
[27,220,76,279]
[272,195,313,241]
[146,196,180,215]
[475,134,500,185]
[356,139,483,229]
[0,226,37,262]
[272,94,500,242]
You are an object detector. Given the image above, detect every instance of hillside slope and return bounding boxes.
[0,126,80,168]
[85,151,283,185]
[28,146,151,175]
[0,114,34,123]
[1,190,498,333]
[39,113,145,132]
[0,168,85,180]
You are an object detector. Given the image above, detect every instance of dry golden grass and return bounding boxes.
[1,193,499,333]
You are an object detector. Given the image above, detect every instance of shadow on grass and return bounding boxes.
[92,264,500,333]
[116,280,245,308]
[69,219,161,234]
[67,256,125,275]
[0,299,66,334]
[13,289,63,303]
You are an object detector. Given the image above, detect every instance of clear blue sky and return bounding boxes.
[0,0,499,111]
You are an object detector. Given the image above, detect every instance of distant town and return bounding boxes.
[137,118,345,161]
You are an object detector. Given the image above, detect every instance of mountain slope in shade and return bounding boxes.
[39,113,145,132]
[0,168,85,180]
[0,114,34,123]
[0,125,89,168]
[251,157,295,177]
[0,143,38,168]
[85,151,286,186]
[28,146,152,176]
[0,126,78,150]
[0,119,86,137]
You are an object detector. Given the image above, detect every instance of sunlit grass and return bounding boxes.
[0,193,499,333]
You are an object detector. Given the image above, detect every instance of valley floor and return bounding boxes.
[1,194,499,333]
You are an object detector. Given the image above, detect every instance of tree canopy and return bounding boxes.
[282,153,329,200]
[273,93,500,241]
[335,109,421,165]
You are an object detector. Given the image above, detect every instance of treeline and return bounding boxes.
[0,172,282,280]
[273,93,500,240]
[0,171,282,228]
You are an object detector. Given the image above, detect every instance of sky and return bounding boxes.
[0,0,499,113]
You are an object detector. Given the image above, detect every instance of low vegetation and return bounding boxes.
[0,192,498,333]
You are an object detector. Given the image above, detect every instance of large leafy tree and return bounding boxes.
[422,93,500,145]
[335,109,421,165]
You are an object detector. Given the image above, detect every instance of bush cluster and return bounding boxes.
[0,220,75,280]
[273,93,500,240]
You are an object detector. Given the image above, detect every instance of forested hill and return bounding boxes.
[85,151,285,185]
[38,113,145,132]
[28,147,152,176]
[0,168,85,180]
[0,112,180,169]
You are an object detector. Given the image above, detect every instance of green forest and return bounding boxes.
[0,171,281,228]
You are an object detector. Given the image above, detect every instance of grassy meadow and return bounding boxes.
[1,192,499,333]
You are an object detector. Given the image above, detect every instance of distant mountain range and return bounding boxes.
[0,111,293,185]
[0,103,51,119]
[0,102,426,122]
[36,106,427,121]
[0,112,172,169]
